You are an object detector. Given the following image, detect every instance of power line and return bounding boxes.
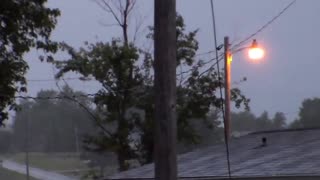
[7,93,97,100]
[0,84,146,100]
[232,0,297,50]
[4,0,297,105]
[194,50,215,57]
[26,1,296,85]
[196,0,297,81]
[177,55,221,80]
[27,52,216,83]
[56,79,114,137]
[27,77,87,82]
[209,0,231,178]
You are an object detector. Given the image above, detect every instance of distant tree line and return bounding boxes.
[290,98,320,128]
[2,0,320,174]
[231,111,286,133]
[0,91,320,176]
[232,97,320,133]
[1,95,320,154]
[0,86,96,153]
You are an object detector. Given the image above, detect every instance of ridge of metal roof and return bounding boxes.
[249,127,320,135]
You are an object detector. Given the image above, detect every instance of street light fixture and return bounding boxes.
[248,39,265,60]
[223,36,265,139]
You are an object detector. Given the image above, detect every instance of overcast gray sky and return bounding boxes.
[24,0,320,123]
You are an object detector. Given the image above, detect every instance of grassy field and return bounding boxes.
[0,167,38,180]
[4,152,118,179]
[8,152,88,171]
[6,152,109,178]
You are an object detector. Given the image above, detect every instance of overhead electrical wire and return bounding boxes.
[198,0,297,81]
[232,0,297,50]
[205,0,297,178]
[27,77,86,82]
[0,0,297,106]
[25,0,296,85]
[209,0,232,178]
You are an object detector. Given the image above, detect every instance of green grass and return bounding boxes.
[0,167,38,180]
[5,152,118,179]
[9,152,88,171]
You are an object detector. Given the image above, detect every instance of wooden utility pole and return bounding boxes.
[25,113,30,180]
[154,0,177,179]
[224,36,231,139]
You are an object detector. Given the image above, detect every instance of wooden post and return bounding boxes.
[154,0,177,179]
[224,36,231,139]
[25,113,30,180]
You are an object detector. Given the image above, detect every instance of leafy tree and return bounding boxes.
[256,111,273,131]
[272,112,286,129]
[0,0,60,124]
[54,1,249,171]
[291,98,320,128]
[231,111,257,132]
[12,86,95,152]
[232,111,286,133]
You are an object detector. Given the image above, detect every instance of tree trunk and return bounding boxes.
[117,150,129,171]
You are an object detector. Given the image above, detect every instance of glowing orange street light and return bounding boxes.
[248,39,265,60]
[223,37,265,140]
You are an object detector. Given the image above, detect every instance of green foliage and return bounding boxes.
[54,14,249,171]
[273,112,286,129]
[0,0,60,124]
[290,98,320,128]
[232,111,287,133]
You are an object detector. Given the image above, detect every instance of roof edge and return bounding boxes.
[249,127,320,135]
[106,174,320,180]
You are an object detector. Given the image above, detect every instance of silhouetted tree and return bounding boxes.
[0,0,60,124]
[290,98,320,128]
[232,111,287,133]
[54,1,249,171]
[272,112,286,129]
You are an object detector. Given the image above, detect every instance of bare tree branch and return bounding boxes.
[179,63,184,87]
[95,0,123,26]
[98,20,119,27]
[133,11,147,43]
[118,0,124,15]
[127,0,137,16]
[94,0,140,44]
[94,0,111,13]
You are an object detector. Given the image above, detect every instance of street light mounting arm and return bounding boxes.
[231,46,251,54]
[230,39,261,54]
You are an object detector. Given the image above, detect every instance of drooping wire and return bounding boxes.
[0,93,97,100]
[27,77,83,82]
[194,50,215,57]
[209,0,231,178]
[197,0,297,84]
[54,74,114,138]
[25,0,296,85]
[232,0,297,50]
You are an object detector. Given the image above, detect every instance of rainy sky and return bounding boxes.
[25,0,320,123]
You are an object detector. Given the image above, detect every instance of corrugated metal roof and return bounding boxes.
[107,128,320,179]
